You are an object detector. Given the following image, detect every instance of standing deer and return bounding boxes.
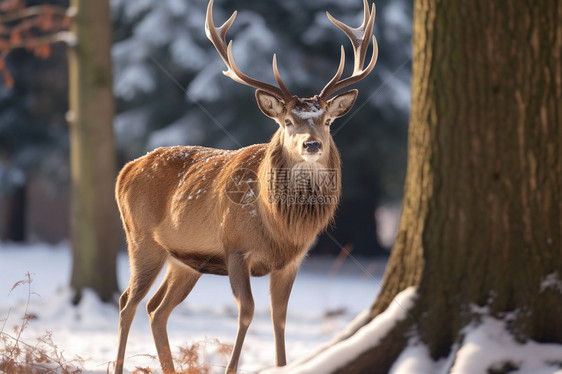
[114,0,377,373]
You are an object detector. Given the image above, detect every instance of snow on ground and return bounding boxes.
[4,243,561,374]
[390,312,562,374]
[0,242,385,373]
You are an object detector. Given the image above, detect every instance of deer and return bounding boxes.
[114,0,377,373]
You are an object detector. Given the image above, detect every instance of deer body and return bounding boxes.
[117,132,340,278]
[115,1,377,373]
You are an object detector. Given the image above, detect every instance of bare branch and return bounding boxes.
[0,30,75,59]
[0,5,69,24]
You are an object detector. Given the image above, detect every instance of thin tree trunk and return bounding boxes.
[68,0,119,303]
[335,0,562,372]
[0,185,26,242]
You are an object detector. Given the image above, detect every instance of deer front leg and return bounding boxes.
[226,251,255,374]
[269,264,298,367]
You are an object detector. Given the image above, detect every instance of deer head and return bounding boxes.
[205,0,378,165]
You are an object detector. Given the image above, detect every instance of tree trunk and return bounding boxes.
[68,0,119,303]
[335,0,562,372]
[0,185,26,242]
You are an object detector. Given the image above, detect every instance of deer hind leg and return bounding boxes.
[269,264,298,367]
[226,252,255,374]
[115,240,166,374]
[147,260,201,373]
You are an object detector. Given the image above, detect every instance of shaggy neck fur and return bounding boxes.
[257,130,341,249]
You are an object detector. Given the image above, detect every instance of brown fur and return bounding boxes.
[116,129,341,277]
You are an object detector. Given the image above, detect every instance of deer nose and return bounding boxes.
[303,141,321,153]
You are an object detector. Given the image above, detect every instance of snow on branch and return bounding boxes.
[540,272,562,294]
[1,30,75,55]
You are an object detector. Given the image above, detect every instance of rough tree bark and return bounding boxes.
[334,0,562,372]
[68,0,119,303]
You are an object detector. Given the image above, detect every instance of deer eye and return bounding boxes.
[325,119,332,126]
[284,119,293,127]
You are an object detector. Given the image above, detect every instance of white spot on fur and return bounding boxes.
[291,101,325,120]
[301,154,321,163]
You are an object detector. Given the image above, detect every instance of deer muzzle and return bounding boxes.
[303,141,321,154]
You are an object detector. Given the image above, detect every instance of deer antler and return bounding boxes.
[319,0,378,99]
[205,0,293,102]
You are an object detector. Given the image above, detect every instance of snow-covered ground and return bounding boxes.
[0,242,385,373]
[3,242,561,374]
[390,312,562,374]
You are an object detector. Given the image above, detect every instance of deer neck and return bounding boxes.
[256,130,341,248]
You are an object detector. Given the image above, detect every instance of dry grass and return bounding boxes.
[1,273,233,374]
[0,272,84,373]
[126,339,233,374]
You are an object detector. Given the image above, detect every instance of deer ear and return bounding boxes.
[326,89,358,118]
[256,90,285,118]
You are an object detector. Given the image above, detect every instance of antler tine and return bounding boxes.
[205,0,292,102]
[205,0,236,66]
[224,42,285,97]
[319,46,346,98]
[327,0,375,74]
[273,54,292,100]
[324,36,378,96]
[319,0,378,99]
